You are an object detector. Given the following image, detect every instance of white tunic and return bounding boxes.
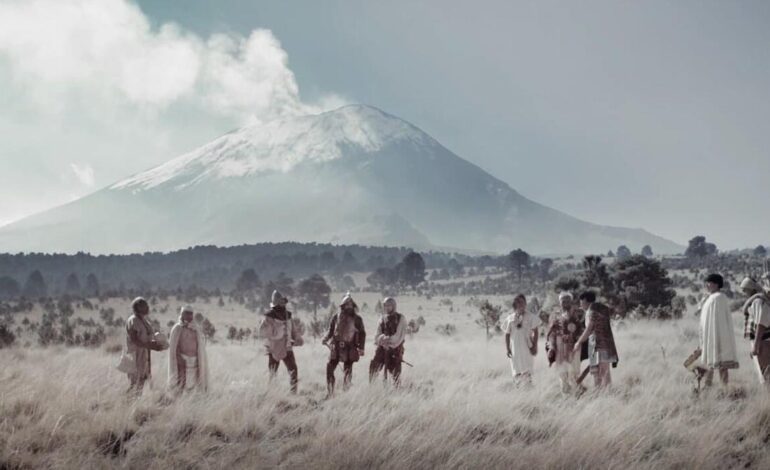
[748,297,770,329]
[502,312,539,375]
[700,292,738,369]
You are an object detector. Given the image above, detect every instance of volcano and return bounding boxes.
[0,105,682,255]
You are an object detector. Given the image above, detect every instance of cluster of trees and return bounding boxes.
[607,244,653,260]
[366,252,427,290]
[507,249,555,282]
[0,270,101,300]
[555,254,678,318]
[685,236,719,258]
[232,269,333,319]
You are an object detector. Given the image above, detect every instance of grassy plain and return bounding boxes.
[2,292,769,469]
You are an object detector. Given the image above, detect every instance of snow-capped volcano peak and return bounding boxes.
[111,104,432,192]
[0,103,684,255]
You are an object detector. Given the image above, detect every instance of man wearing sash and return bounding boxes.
[168,306,209,393]
[323,293,366,395]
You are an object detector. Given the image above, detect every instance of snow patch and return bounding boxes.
[112,105,433,191]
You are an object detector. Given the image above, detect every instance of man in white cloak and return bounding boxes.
[168,306,209,393]
[700,273,739,387]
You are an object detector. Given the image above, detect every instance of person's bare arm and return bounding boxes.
[529,327,539,355]
[574,315,594,353]
[373,320,383,346]
[505,333,512,358]
[322,315,336,345]
[355,316,366,354]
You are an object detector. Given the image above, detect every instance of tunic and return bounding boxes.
[125,314,153,381]
[502,312,539,375]
[259,307,303,360]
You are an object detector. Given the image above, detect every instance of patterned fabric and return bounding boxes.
[587,303,618,366]
[546,311,584,365]
[742,293,770,340]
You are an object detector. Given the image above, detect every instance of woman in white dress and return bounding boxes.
[502,294,539,385]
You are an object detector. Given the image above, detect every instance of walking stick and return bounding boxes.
[576,366,591,385]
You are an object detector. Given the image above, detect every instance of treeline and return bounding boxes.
[0,242,507,299]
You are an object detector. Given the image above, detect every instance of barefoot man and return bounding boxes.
[168,306,209,393]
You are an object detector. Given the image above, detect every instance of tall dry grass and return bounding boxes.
[2,301,770,469]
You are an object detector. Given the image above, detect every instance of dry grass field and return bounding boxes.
[2,292,770,469]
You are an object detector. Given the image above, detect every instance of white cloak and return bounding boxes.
[168,322,209,391]
[700,292,738,369]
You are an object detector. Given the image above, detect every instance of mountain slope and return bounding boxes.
[0,105,683,255]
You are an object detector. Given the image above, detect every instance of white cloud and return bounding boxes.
[0,0,346,227]
[69,163,96,187]
[0,0,341,122]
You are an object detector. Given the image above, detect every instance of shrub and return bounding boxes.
[435,323,457,336]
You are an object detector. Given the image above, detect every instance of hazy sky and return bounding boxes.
[1,0,769,249]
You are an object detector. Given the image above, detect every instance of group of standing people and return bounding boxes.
[259,290,407,396]
[120,291,407,398]
[503,290,618,394]
[121,298,209,397]
[119,271,770,398]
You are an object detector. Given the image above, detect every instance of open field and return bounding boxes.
[2,293,770,470]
